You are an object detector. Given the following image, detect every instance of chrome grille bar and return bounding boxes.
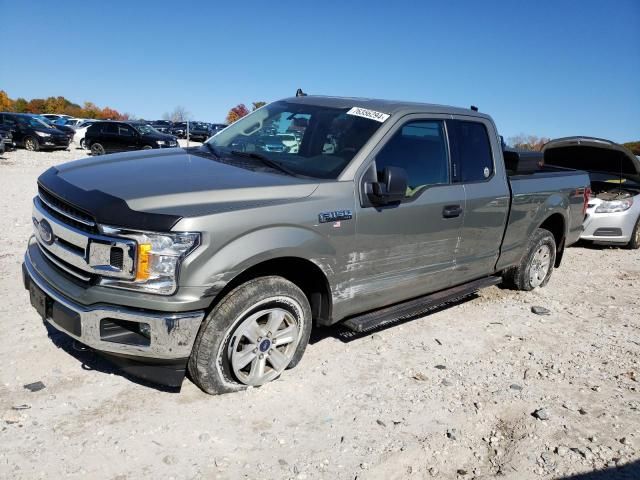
[38,192,96,227]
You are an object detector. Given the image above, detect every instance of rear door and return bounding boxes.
[115,124,140,151]
[98,122,118,151]
[447,118,510,283]
[353,116,465,312]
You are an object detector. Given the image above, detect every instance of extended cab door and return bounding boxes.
[446,117,510,283]
[353,116,465,312]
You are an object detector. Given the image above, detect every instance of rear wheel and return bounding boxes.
[90,143,105,156]
[503,228,556,291]
[188,276,312,395]
[628,217,640,250]
[24,136,39,151]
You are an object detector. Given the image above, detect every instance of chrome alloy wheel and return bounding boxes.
[228,307,300,386]
[529,244,551,287]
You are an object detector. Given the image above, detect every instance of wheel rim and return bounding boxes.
[228,307,300,386]
[91,144,103,155]
[80,139,85,148]
[25,138,35,151]
[529,244,551,287]
[143,145,152,150]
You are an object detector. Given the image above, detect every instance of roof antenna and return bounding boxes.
[296,88,307,97]
[470,105,478,112]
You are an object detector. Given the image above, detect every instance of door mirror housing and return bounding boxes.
[366,166,408,205]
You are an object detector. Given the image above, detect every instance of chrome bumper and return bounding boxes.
[24,249,205,360]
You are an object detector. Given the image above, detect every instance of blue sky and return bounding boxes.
[1,0,638,142]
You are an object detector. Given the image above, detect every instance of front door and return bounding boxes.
[352,118,465,313]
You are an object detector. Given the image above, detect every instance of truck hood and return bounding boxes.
[38,147,319,231]
[543,137,640,182]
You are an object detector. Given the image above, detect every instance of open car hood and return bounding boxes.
[543,137,640,182]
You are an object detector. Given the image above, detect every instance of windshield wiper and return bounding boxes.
[230,150,298,177]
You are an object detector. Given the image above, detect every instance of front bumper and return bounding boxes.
[22,251,205,362]
[581,203,639,244]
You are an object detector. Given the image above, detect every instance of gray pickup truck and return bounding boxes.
[23,96,590,394]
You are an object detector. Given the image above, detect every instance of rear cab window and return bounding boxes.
[447,120,494,182]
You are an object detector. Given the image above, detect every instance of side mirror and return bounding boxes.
[366,166,407,205]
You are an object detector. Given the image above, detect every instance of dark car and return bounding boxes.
[0,112,71,151]
[170,122,187,138]
[33,115,75,144]
[85,121,178,155]
[149,120,173,134]
[187,122,212,142]
[0,124,13,154]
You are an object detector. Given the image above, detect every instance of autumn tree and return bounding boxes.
[26,99,45,113]
[252,101,267,111]
[226,104,250,124]
[507,134,551,151]
[623,141,640,155]
[0,90,13,111]
[13,98,28,112]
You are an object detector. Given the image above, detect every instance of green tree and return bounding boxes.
[14,98,28,112]
[252,101,267,111]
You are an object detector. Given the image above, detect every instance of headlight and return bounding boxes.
[156,140,166,146]
[98,230,200,295]
[595,198,633,213]
[35,131,51,137]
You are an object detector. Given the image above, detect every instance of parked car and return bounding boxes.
[187,122,212,142]
[33,115,75,144]
[544,137,640,249]
[0,123,14,154]
[55,118,85,128]
[148,120,173,134]
[84,121,178,155]
[41,114,72,123]
[72,120,100,148]
[0,112,71,151]
[23,96,590,392]
[170,122,187,138]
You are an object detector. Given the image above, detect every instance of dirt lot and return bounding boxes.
[0,146,639,480]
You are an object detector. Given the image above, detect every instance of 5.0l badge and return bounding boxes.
[318,210,353,224]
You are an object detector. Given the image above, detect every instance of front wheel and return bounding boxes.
[24,136,39,151]
[188,276,312,395]
[503,228,557,291]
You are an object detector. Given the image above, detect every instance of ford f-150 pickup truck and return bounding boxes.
[23,96,591,394]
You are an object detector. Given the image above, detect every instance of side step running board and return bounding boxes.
[342,276,502,333]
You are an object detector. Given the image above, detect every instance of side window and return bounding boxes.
[375,120,449,197]
[448,120,493,182]
[101,123,117,134]
[118,125,134,136]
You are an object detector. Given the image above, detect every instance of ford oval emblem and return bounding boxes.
[38,219,54,245]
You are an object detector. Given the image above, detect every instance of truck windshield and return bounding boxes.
[205,101,384,179]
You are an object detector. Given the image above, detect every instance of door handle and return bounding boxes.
[442,205,463,218]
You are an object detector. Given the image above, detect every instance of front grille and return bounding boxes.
[32,195,137,283]
[38,187,98,234]
[37,243,93,285]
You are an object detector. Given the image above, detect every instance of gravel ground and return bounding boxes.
[0,146,639,480]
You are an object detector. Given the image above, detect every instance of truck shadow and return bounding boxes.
[558,460,640,479]
[44,323,180,393]
[310,294,479,344]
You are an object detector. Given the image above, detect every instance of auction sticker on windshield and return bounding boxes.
[346,107,390,123]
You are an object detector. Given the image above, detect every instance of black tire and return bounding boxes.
[503,228,557,291]
[627,216,640,250]
[188,276,312,395]
[79,138,85,149]
[24,136,39,152]
[90,143,105,156]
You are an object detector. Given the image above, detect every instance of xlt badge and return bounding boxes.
[318,210,353,224]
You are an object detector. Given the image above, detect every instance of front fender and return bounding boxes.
[184,226,336,290]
